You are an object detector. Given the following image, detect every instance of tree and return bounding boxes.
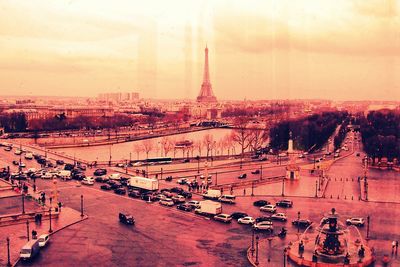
[161,137,173,157]
[194,140,203,157]
[249,129,267,152]
[231,117,252,163]
[142,139,154,160]
[202,134,214,159]
[133,143,143,160]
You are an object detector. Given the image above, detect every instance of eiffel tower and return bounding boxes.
[197,45,217,103]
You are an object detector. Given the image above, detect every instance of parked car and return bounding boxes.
[230,212,248,220]
[94,168,107,176]
[159,198,174,207]
[176,203,194,212]
[171,195,186,204]
[260,204,277,213]
[81,176,94,185]
[114,188,126,195]
[188,200,201,209]
[238,173,247,179]
[64,164,75,171]
[156,194,168,201]
[199,174,212,180]
[72,172,86,181]
[41,172,54,179]
[94,175,108,182]
[346,218,365,227]
[238,216,255,225]
[141,192,158,201]
[56,160,64,165]
[12,160,19,165]
[292,219,313,228]
[100,184,112,191]
[38,234,50,247]
[180,191,192,199]
[255,216,272,223]
[253,200,270,207]
[251,170,260,174]
[214,214,232,223]
[253,221,273,232]
[177,178,188,185]
[119,212,134,225]
[218,195,236,204]
[271,213,287,221]
[128,190,141,198]
[276,199,293,208]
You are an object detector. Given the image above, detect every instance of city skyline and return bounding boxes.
[0,0,399,101]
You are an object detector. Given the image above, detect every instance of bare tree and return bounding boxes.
[202,134,214,159]
[142,139,154,160]
[161,136,173,157]
[133,143,143,160]
[231,116,252,166]
[223,133,233,156]
[194,140,203,157]
[249,129,268,152]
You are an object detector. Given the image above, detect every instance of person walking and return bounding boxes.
[396,241,399,254]
[392,241,396,254]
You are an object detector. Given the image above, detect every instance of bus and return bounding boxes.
[146,157,172,165]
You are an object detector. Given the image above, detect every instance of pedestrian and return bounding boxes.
[58,202,62,212]
[243,188,246,196]
[396,241,399,253]
[33,184,36,192]
[392,241,396,254]
[230,186,233,195]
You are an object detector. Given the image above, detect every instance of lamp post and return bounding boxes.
[281,177,285,196]
[251,228,255,256]
[260,165,263,180]
[215,172,218,186]
[49,207,53,233]
[297,211,301,233]
[366,215,370,240]
[267,236,273,262]
[7,237,11,267]
[22,193,25,214]
[26,220,30,241]
[315,180,318,198]
[255,236,259,265]
[196,155,200,174]
[80,195,84,217]
[283,248,287,267]
[251,181,254,196]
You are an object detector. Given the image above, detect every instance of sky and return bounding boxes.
[0,0,399,101]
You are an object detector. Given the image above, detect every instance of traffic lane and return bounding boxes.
[20,185,253,267]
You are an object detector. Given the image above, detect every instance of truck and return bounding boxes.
[195,200,222,216]
[128,176,159,191]
[20,239,40,260]
[202,189,221,200]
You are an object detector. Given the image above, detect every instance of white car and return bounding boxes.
[159,198,174,207]
[133,162,143,166]
[253,221,274,232]
[38,234,50,247]
[42,173,53,179]
[238,216,255,225]
[260,205,277,213]
[271,213,287,221]
[177,178,188,185]
[346,218,365,227]
[199,174,212,180]
[188,200,200,209]
[14,149,22,155]
[108,173,121,180]
[19,162,26,168]
[82,177,94,185]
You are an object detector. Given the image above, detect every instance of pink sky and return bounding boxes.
[0,0,399,100]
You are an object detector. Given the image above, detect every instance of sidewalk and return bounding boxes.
[0,207,87,266]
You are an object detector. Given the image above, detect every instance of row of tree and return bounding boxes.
[333,118,350,150]
[360,110,400,163]
[269,111,347,152]
[0,113,28,132]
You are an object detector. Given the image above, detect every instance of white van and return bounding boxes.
[218,195,236,204]
[109,173,121,180]
[25,152,33,160]
[58,170,71,180]
[20,239,40,260]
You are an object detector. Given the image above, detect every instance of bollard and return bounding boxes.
[352,196,354,200]
[337,195,339,199]
[331,195,332,199]
[345,195,347,200]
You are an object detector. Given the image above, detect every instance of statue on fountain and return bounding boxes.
[316,208,346,256]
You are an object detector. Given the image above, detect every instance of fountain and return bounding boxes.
[287,208,374,267]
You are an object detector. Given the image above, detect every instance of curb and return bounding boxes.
[246,246,258,267]
[11,214,88,267]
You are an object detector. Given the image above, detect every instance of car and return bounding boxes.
[159,198,174,206]
[292,219,313,228]
[114,188,126,195]
[346,218,365,227]
[253,221,273,232]
[141,192,158,201]
[115,163,125,168]
[100,184,112,191]
[165,176,173,182]
[180,191,192,199]
[271,213,287,221]
[4,146,12,151]
[14,149,22,155]
[177,178,188,185]
[128,190,141,198]
[133,161,143,166]
[12,160,19,165]
[56,160,65,165]
[78,164,87,171]
[94,168,107,176]
[171,195,186,203]
[188,200,201,209]
[276,199,293,208]
[253,200,270,207]
[41,173,53,179]
[182,159,190,163]
[251,170,260,174]
[214,214,232,223]
[38,234,50,247]
[199,174,212,180]
[119,212,134,225]
[176,203,194,212]
[82,177,94,185]
[238,216,255,225]
[255,216,272,223]
[72,172,86,180]
[108,173,121,180]
[219,195,236,204]
[230,212,248,220]
[64,163,74,170]
[162,190,174,198]
[95,175,108,182]
[110,182,123,190]
[156,194,168,201]
[238,173,247,179]
[260,205,277,213]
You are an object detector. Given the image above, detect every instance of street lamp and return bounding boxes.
[315,180,318,198]
[283,248,287,267]
[6,237,11,266]
[251,228,255,256]
[26,220,30,241]
[366,215,370,239]
[281,177,285,196]
[196,155,200,174]
[297,211,301,233]
[80,195,84,217]
[22,193,25,214]
[49,207,53,233]
[255,236,259,265]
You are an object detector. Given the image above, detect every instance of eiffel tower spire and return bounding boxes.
[197,45,217,103]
